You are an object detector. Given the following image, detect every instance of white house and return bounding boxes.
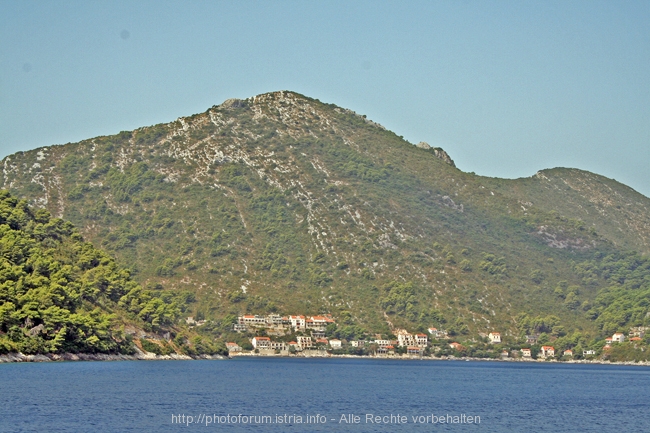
[563,349,573,357]
[612,333,625,343]
[374,339,391,348]
[428,328,448,339]
[265,314,284,326]
[539,346,555,359]
[583,350,596,356]
[521,348,532,358]
[240,315,267,327]
[269,341,286,351]
[330,339,342,349]
[252,336,271,349]
[415,333,428,347]
[397,333,416,347]
[289,315,306,331]
[226,342,242,352]
[488,332,501,344]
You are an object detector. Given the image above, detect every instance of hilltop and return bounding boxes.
[2,91,650,352]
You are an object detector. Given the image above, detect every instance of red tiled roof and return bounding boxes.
[254,337,270,340]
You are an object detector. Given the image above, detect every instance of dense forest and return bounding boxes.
[0,190,224,355]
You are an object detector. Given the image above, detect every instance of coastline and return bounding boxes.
[232,351,650,367]
[0,350,225,363]
[3,350,646,367]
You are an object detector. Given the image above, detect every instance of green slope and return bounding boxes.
[0,190,217,355]
[484,168,650,255]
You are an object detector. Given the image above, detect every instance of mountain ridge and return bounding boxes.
[2,90,649,350]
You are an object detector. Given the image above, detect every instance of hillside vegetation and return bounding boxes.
[0,190,220,355]
[2,91,649,348]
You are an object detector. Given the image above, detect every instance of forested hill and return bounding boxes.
[0,190,214,355]
[2,90,650,346]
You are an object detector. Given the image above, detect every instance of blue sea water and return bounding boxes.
[1,358,649,432]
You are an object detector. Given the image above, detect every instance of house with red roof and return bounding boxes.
[252,336,271,349]
[488,332,501,344]
[315,338,329,346]
[289,315,306,330]
[449,342,464,351]
[539,346,555,359]
[407,346,421,355]
[226,342,242,352]
[428,327,448,339]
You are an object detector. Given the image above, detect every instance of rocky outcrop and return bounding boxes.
[416,142,456,167]
[220,98,247,109]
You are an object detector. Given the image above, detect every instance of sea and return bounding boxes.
[1,358,649,432]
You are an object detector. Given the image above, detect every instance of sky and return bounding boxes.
[1,1,649,196]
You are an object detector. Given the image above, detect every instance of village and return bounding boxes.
[217,314,648,361]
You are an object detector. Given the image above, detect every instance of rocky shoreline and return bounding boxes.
[232,352,650,367]
[2,350,648,367]
[0,349,225,363]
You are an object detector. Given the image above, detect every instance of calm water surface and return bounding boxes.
[1,358,648,432]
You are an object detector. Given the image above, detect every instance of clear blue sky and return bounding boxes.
[2,1,649,196]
